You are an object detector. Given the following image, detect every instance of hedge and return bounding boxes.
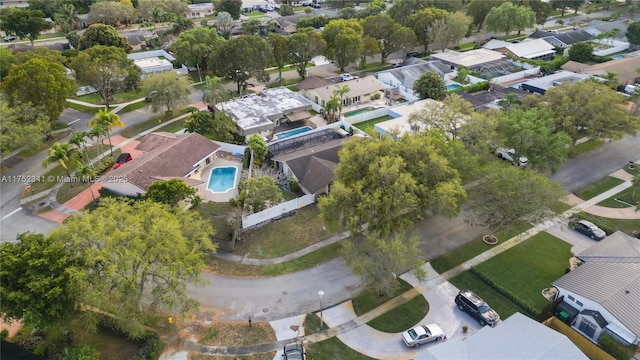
[452,81,490,94]
[469,267,541,319]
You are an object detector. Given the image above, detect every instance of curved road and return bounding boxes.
[187,258,362,321]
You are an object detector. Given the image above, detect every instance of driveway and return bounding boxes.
[544,223,601,255]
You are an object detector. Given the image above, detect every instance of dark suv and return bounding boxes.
[455,289,499,327]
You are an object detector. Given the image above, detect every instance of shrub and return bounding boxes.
[289,176,299,192]
[0,329,8,339]
[133,330,164,360]
[94,156,114,175]
[371,92,381,100]
[452,81,489,94]
[469,267,540,318]
[599,334,636,360]
[243,147,251,170]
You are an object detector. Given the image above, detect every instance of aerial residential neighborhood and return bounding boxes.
[1,0,640,359]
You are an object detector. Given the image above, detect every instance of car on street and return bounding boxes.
[113,152,133,169]
[406,51,421,58]
[282,343,305,360]
[569,219,606,240]
[3,35,17,42]
[340,73,354,81]
[495,147,528,167]
[455,289,500,327]
[401,324,445,347]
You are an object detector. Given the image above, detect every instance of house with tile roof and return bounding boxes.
[300,75,389,108]
[376,57,454,101]
[102,132,220,197]
[561,57,640,86]
[552,231,640,346]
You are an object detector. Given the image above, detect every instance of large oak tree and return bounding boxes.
[362,14,416,64]
[215,35,273,94]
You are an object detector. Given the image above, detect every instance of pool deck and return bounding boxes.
[197,157,242,203]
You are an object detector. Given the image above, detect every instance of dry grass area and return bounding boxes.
[195,321,276,347]
[204,255,265,277]
[236,205,334,258]
[189,352,276,360]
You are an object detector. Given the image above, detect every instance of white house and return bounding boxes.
[376,57,454,101]
[188,3,214,18]
[552,231,640,346]
[127,49,188,78]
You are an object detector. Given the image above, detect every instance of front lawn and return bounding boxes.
[430,220,532,274]
[473,232,572,311]
[352,279,413,316]
[597,186,639,208]
[15,129,73,158]
[156,118,186,133]
[576,176,624,200]
[77,89,145,105]
[306,337,374,360]
[569,139,603,158]
[353,115,392,137]
[573,213,640,236]
[366,295,429,333]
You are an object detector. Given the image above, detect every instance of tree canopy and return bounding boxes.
[483,2,536,40]
[626,21,640,46]
[0,8,53,46]
[52,198,216,337]
[288,28,326,78]
[144,178,201,207]
[413,72,446,100]
[535,81,639,149]
[87,0,134,27]
[431,11,472,52]
[322,19,364,72]
[171,27,222,71]
[185,111,238,143]
[216,0,242,19]
[319,135,466,235]
[69,45,141,108]
[2,57,75,124]
[237,176,282,213]
[0,96,51,154]
[142,72,192,113]
[466,0,504,32]
[215,35,273,94]
[407,7,448,50]
[568,41,594,63]
[0,232,79,328]
[77,24,133,52]
[361,14,416,63]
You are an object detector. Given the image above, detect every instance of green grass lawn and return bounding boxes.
[67,101,104,114]
[569,139,603,158]
[118,114,176,138]
[15,129,72,158]
[262,242,343,276]
[576,176,625,200]
[353,115,392,137]
[245,11,266,17]
[237,205,331,258]
[625,163,640,177]
[117,101,149,114]
[77,89,145,105]
[155,119,186,133]
[196,201,233,242]
[353,279,413,316]
[366,295,429,333]
[549,200,573,215]
[430,220,532,274]
[575,212,640,236]
[449,271,529,320]
[473,232,572,311]
[597,186,639,208]
[307,337,374,360]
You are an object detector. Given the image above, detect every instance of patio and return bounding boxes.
[196,156,243,203]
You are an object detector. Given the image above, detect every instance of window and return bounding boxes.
[576,300,583,307]
[568,295,575,301]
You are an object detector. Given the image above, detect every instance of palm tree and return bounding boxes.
[87,125,107,160]
[333,85,350,119]
[202,76,229,114]
[54,3,79,33]
[151,5,163,27]
[76,162,97,203]
[89,109,125,157]
[602,71,619,90]
[42,142,78,187]
[324,95,341,123]
[69,131,91,167]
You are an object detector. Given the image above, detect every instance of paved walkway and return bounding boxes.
[162,171,640,359]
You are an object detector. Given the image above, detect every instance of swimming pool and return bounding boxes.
[274,126,312,140]
[207,166,237,193]
[447,83,463,91]
[345,107,374,117]
[611,55,625,60]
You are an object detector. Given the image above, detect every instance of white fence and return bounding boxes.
[591,39,630,57]
[242,194,315,229]
[492,67,541,84]
[214,141,247,155]
[342,107,390,125]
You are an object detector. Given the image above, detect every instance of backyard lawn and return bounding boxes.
[353,115,392,137]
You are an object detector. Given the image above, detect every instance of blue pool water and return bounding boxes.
[345,107,374,117]
[611,55,625,60]
[447,83,463,91]
[207,166,237,193]
[275,126,312,139]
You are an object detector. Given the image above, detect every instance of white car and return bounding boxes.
[402,324,445,347]
[496,147,528,167]
[340,73,354,81]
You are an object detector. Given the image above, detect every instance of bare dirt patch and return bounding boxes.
[195,321,276,347]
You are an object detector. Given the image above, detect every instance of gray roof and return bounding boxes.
[458,86,529,110]
[528,29,592,46]
[217,87,313,134]
[377,60,453,90]
[417,312,588,360]
[583,19,629,40]
[553,231,640,338]
[521,71,593,94]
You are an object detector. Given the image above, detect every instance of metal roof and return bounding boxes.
[553,231,640,338]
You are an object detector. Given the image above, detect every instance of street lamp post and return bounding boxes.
[318,290,325,330]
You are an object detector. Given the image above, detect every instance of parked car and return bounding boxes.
[3,35,17,42]
[282,343,305,360]
[495,147,528,167]
[569,219,606,240]
[455,289,500,327]
[406,51,421,58]
[401,324,445,347]
[113,152,133,169]
[340,73,354,81]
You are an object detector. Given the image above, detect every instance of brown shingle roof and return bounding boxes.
[135,132,179,152]
[110,132,220,190]
[309,75,389,102]
[297,76,332,90]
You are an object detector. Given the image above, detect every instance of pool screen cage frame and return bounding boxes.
[267,128,343,160]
